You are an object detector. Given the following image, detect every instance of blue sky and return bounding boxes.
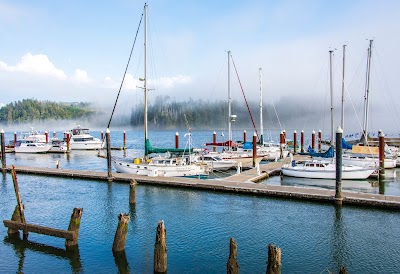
[1,0,400,132]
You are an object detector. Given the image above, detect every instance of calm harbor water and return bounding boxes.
[1,129,400,273]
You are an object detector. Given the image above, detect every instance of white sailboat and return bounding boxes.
[282,50,377,180]
[112,4,209,178]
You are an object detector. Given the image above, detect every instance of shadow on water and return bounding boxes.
[113,250,130,274]
[4,234,82,273]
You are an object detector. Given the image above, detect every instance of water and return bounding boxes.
[1,129,400,273]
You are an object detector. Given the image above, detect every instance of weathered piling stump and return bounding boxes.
[129,180,137,204]
[11,166,28,238]
[65,208,83,250]
[175,132,179,149]
[227,238,240,274]
[7,205,23,236]
[106,128,113,182]
[335,126,343,205]
[266,244,281,274]
[112,213,130,253]
[1,129,6,172]
[154,220,167,273]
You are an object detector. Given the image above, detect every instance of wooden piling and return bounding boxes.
[175,132,179,149]
[53,131,57,138]
[7,205,22,236]
[154,220,167,273]
[266,244,281,274]
[45,131,49,143]
[279,132,284,159]
[112,213,130,253]
[300,130,304,153]
[123,131,127,150]
[335,126,343,204]
[65,208,83,249]
[243,130,247,143]
[311,130,315,150]
[11,166,28,238]
[14,132,17,146]
[101,131,104,141]
[227,238,240,274]
[318,130,322,152]
[213,131,217,152]
[252,132,257,168]
[1,129,6,172]
[66,133,71,152]
[379,130,385,183]
[106,128,112,182]
[129,180,137,204]
[293,130,297,155]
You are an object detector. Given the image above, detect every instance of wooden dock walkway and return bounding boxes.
[3,164,400,209]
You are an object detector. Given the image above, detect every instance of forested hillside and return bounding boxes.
[0,99,95,124]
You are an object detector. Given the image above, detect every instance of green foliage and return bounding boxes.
[0,99,95,125]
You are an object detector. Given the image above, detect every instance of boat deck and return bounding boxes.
[3,159,400,209]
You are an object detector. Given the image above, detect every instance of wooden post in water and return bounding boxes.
[300,130,304,153]
[293,130,297,155]
[11,166,28,238]
[45,131,49,143]
[252,132,257,167]
[101,131,104,141]
[1,129,6,172]
[213,131,216,152]
[123,131,126,150]
[279,131,284,159]
[154,220,167,273]
[335,126,343,205]
[266,244,281,274]
[14,131,17,146]
[311,130,316,150]
[106,128,112,182]
[175,132,179,149]
[112,213,130,253]
[318,130,322,152]
[65,208,83,250]
[243,130,247,143]
[53,131,57,138]
[66,133,71,152]
[7,205,22,236]
[129,180,137,204]
[379,130,385,183]
[227,238,240,274]
[283,130,286,145]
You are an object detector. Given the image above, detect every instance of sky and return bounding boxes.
[1,0,400,133]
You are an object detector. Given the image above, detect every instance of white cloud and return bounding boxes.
[157,75,192,88]
[71,69,90,84]
[0,53,67,80]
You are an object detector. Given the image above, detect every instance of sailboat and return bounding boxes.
[282,50,376,180]
[112,4,209,178]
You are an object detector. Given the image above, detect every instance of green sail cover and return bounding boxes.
[145,139,193,155]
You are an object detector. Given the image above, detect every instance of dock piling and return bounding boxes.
[53,131,57,138]
[14,131,17,146]
[112,213,130,253]
[300,130,304,153]
[11,166,28,238]
[252,132,257,167]
[7,205,22,236]
[266,244,281,274]
[66,208,83,249]
[213,131,216,152]
[66,133,71,152]
[175,132,179,149]
[123,131,126,151]
[335,127,343,204]
[311,130,315,150]
[227,238,240,274]
[243,130,247,143]
[379,130,385,184]
[45,131,49,143]
[318,130,322,152]
[129,180,137,204]
[154,220,167,273]
[1,129,6,172]
[106,128,112,182]
[293,130,297,155]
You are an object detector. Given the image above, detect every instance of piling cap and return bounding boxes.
[379,130,385,137]
[336,126,343,134]
[244,130,246,133]
[176,132,179,135]
[318,129,321,132]
[106,128,110,133]
[0,129,3,133]
[294,130,297,133]
[213,131,216,134]
[312,130,315,134]
[253,132,257,136]
[301,130,304,133]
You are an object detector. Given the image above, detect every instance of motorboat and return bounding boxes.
[14,139,52,153]
[68,126,104,150]
[191,154,237,171]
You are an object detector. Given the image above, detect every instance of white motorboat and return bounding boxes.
[14,139,52,153]
[282,159,376,180]
[342,154,396,169]
[19,128,66,153]
[191,154,237,171]
[68,126,104,150]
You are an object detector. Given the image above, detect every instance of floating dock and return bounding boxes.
[3,160,400,210]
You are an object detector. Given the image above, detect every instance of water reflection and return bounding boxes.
[113,250,130,274]
[4,235,82,273]
[331,205,347,271]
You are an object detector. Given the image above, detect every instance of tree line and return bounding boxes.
[0,99,95,125]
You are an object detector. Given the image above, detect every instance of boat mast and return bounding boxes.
[228,50,232,152]
[341,44,346,131]
[329,50,334,147]
[362,39,373,145]
[144,3,149,158]
[259,67,264,145]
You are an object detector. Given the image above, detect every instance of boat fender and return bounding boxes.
[291,160,296,167]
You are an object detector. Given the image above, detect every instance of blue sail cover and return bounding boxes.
[309,146,334,158]
[242,142,253,149]
[342,138,353,149]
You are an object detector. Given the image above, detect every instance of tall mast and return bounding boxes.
[228,50,232,151]
[259,67,264,145]
[144,3,149,157]
[341,44,346,131]
[362,39,373,144]
[329,50,334,147]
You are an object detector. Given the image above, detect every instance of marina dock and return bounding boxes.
[4,160,400,209]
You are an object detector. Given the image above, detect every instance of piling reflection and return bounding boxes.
[4,234,82,273]
[331,205,347,271]
[113,250,130,274]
